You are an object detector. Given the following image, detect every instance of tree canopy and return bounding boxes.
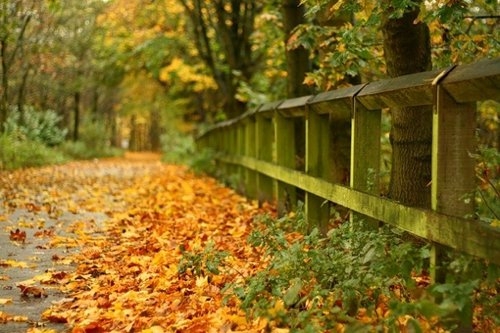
[0,0,498,147]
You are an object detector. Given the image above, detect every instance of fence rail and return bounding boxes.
[196,58,500,267]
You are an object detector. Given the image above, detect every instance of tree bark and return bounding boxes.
[282,0,310,97]
[73,91,80,142]
[0,8,32,129]
[0,39,9,128]
[149,108,161,152]
[178,0,261,119]
[17,66,31,124]
[382,3,433,208]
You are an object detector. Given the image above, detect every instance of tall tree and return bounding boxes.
[178,0,263,119]
[0,0,34,127]
[381,0,432,208]
[282,0,310,97]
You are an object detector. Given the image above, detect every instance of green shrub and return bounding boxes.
[471,147,500,224]
[59,120,123,160]
[161,131,216,174]
[3,106,67,146]
[0,133,67,170]
[161,131,195,164]
[188,147,216,175]
[224,209,497,332]
[79,119,109,150]
[60,140,123,160]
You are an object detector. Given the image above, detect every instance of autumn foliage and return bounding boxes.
[1,154,275,332]
[1,154,498,333]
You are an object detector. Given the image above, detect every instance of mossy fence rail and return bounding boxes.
[196,58,500,272]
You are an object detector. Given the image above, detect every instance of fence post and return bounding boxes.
[216,126,230,178]
[274,110,296,215]
[234,121,245,190]
[245,114,257,198]
[432,78,476,332]
[256,111,274,203]
[228,124,239,183]
[350,99,381,229]
[305,104,330,232]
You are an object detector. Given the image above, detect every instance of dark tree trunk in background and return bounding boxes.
[129,115,137,151]
[178,0,262,120]
[0,39,7,128]
[0,5,32,130]
[92,88,99,118]
[17,67,30,125]
[282,0,312,176]
[316,4,357,186]
[73,92,80,141]
[382,2,433,208]
[282,0,310,97]
[150,108,161,152]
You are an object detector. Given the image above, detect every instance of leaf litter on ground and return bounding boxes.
[1,153,275,332]
[1,153,497,333]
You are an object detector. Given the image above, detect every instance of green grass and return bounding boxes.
[0,134,67,170]
[0,134,123,171]
[60,140,123,160]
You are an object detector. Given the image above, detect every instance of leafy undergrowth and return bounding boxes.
[0,153,498,333]
[230,213,499,333]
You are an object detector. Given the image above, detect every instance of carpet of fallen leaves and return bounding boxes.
[1,153,275,333]
[1,154,498,333]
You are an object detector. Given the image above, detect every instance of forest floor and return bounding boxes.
[0,153,274,333]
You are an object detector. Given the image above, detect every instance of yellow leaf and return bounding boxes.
[0,259,30,268]
[268,299,286,317]
[67,200,79,214]
[0,298,12,305]
[141,326,165,333]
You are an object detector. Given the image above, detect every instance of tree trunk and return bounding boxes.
[0,39,9,129]
[178,0,260,120]
[149,108,161,152]
[17,66,31,125]
[382,3,432,208]
[73,92,80,142]
[282,0,310,97]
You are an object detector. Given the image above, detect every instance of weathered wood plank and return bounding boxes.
[278,95,312,118]
[274,110,296,214]
[244,116,257,198]
[217,154,500,265]
[432,89,477,216]
[441,58,500,103]
[237,123,246,186]
[350,101,381,229]
[258,100,283,117]
[307,84,366,119]
[256,114,274,203]
[305,106,330,231]
[357,70,441,110]
[431,73,478,332]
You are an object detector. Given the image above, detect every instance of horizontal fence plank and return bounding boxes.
[258,100,283,116]
[278,95,313,118]
[442,58,500,103]
[217,154,500,265]
[307,84,366,119]
[357,70,440,109]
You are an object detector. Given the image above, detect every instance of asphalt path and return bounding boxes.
[0,153,163,333]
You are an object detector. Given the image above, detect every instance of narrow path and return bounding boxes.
[0,153,273,332]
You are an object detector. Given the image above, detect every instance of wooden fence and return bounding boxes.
[196,58,500,271]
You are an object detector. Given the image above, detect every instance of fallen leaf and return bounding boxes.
[9,228,26,243]
[17,284,48,298]
[0,259,30,268]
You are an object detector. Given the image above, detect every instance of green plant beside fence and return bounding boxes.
[196,58,500,331]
